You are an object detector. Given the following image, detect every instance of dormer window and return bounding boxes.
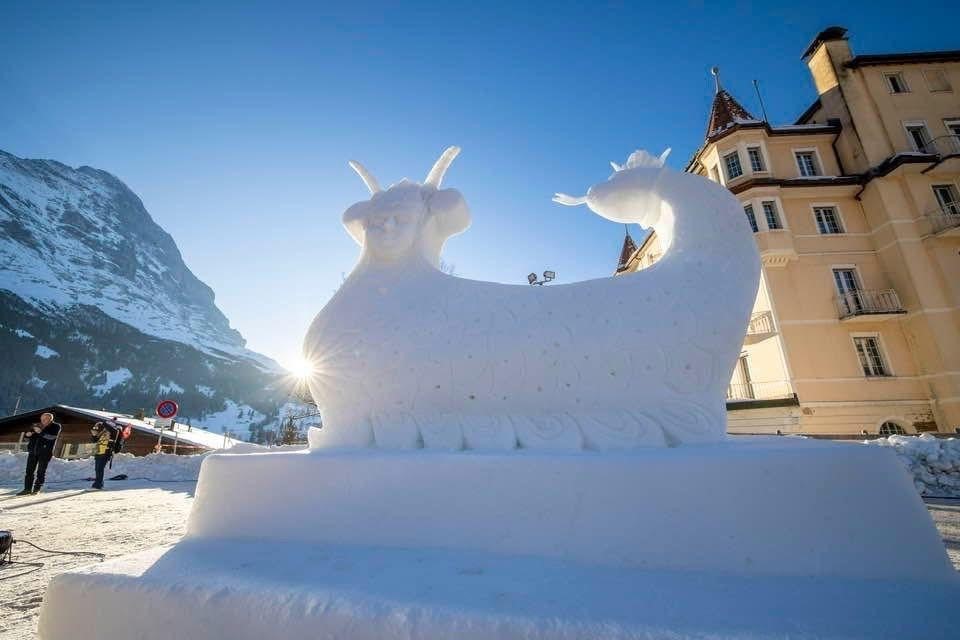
[795,151,820,177]
[747,146,766,172]
[884,72,909,94]
[723,151,743,180]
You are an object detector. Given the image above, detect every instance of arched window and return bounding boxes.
[879,421,906,436]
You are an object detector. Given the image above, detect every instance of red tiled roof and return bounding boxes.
[615,230,638,273]
[706,89,757,140]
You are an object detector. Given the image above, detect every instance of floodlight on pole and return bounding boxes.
[527,270,557,286]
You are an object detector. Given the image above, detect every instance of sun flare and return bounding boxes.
[285,355,317,380]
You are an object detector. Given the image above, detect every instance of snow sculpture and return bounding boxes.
[38,147,959,640]
[304,147,760,449]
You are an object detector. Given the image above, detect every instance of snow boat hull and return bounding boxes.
[39,437,960,639]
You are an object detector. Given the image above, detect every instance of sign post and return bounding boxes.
[155,400,179,453]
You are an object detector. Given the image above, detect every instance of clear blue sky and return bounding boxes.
[2,1,955,369]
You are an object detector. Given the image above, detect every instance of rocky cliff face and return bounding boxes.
[0,149,298,436]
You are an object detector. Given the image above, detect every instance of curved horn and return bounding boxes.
[553,193,588,207]
[348,160,381,195]
[424,146,461,188]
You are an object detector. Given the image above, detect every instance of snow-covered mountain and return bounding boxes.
[0,149,311,437]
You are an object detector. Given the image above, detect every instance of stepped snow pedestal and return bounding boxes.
[39,148,959,639]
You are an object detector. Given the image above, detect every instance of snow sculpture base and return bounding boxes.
[39,439,959,639]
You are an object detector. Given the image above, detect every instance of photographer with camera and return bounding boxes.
[90,420,120,490]
[18,412,62,495]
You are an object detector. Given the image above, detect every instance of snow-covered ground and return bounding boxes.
[0,481,195,640]
[865,435,960,497]
[0,451,207,485]
[0,477,956,640]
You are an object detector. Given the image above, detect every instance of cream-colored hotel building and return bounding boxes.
[618,27,960,437]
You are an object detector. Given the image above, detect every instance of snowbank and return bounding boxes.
[865,434,960,497]
[0,444,307,486]
[0,451,207,485]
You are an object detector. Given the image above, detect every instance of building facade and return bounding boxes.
[618,27,960,437]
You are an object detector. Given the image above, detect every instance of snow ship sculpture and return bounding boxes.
[304,147,759,450]
[38,146,959,640]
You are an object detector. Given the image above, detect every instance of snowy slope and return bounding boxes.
[0,149,274,366]
[0,148,303,436]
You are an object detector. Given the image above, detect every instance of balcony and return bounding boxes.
[926,202,960,237]
[920,135,960,157]
[743,311,776,344]
[726,380,796,403]
[835,289,906,322]
[918,135,960,175]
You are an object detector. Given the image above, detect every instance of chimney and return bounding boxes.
[802,26,853,97]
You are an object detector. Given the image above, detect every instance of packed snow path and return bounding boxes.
[0,481,194,640]
[0,480,957,640]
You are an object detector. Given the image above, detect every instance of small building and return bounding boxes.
[0,405,243,457]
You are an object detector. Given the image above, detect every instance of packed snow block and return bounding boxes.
[39,540,960,640]
[183,438,956,581]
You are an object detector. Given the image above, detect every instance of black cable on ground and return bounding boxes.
[15,539,106,561]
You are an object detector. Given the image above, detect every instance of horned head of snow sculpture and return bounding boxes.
[343,146,470,267]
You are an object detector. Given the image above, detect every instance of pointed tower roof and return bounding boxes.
[615,227,639,273]
[705,67,758,140]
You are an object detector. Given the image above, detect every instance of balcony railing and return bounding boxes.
[727,380,795,401]
[746,311,775,336]
[835,289,905,320]
[919,135,960,157]
[926,201,960,234]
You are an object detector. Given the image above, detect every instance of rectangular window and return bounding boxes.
[905,123,931,152]
[853,336,889,377]
[923,69,952,92]
[761,201,782,229]
[813,206,843,234]
[885,72,909,94]
[833,268,862,315]
[743,204,759,233]
[747,147,765,172]
[795,151,820,177]
[723,151,743,180]
[932,184,960,216]
[944,120,960,154]
[833,268,860,295]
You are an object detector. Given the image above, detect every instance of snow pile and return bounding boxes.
[865,434,960,497]
[0,451,208,485]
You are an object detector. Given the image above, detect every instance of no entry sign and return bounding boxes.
[156,399,179,419]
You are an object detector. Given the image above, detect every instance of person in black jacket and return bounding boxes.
[19,412,62,495]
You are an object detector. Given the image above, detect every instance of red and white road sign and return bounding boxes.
[156,399,179,419]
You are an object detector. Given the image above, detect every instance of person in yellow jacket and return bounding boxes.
[90,421,117,490]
